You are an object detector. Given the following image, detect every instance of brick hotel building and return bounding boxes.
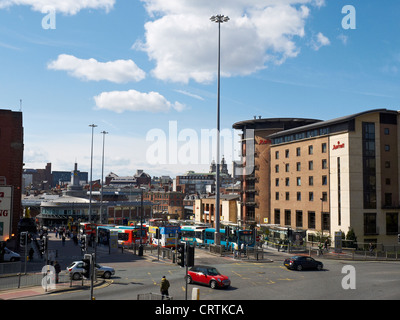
[234,109,400,246]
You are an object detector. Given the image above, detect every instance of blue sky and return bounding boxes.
[0,0,399,180]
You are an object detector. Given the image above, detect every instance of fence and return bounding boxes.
[137,292,173,300]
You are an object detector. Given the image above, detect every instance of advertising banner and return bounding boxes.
[0,186,13,242]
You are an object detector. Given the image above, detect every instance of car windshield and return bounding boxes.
[207,268,220,276]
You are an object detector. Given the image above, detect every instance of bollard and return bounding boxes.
[192,287,200,300]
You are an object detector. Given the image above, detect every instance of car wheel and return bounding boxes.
[296,264,303,271]
[317,264,323,271]
[72,273,81,280]
[185,275,192,284]
[210,280,217,289]
[103,271,111,279]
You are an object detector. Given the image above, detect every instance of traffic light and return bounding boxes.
[20,232,27,246]
[187,245,195,267]
[80,236,86,251]
[177,243,185,267]
[82,254,91,279]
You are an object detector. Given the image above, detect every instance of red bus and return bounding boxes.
[114,226,148,246]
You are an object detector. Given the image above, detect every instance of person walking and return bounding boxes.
[160,276,170,300]
[54,261,61,283]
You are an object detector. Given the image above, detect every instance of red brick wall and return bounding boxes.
[0,110,23,237]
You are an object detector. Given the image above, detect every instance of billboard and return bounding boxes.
[0,186,13,242]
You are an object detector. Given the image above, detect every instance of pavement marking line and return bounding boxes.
[147,272,157,285]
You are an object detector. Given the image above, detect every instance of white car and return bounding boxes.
[66,261,115,280]
[4,248,21,262]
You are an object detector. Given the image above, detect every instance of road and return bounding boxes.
[13,237,400,300]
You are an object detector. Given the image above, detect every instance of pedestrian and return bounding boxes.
[318,242,323,256]
[324,239,329,251]
[54,261,61,283]
[233,242,239,259]
[29,248,34,261]
[369,243,374,256]
[160,276,170,300]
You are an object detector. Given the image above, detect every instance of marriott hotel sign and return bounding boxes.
[332,141,345,150]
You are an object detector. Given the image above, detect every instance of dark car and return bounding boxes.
[284,256,323,271]
[186,265,231,289]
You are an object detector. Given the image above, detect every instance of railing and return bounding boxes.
[137,292,173,300]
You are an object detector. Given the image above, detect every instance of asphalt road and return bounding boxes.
[15,243,400,300]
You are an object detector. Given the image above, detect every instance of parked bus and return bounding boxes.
[114,225,148,246]
[203,228,256,249]
[180,225,207,245]
[148,225,180,248]
[80,222,96,235]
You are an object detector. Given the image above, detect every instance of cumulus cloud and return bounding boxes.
[133,0,322,84]
[48,54,146,83]
[94,89,186,113]
[311,32,330,51]
[0,0,115,15]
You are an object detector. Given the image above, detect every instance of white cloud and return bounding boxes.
[94,89,186,113]
[48,54,146,83]
[311,32,330,51]
[134,0,321,84]
[0,0,115,15]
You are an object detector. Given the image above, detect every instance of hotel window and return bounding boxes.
[321,192,327,202]
[309,161,313,170]
[308,211,316,229]
[285,163,290,172]
[285,192,290,200]
[297,192,301,201]
[309,176,314,186]
[296,162,301,171]
[364,212,377,235]
[385,145,390,152]
[296,210,303,227]
[275,192,279,200]
[275,151,279,159]
[322,143,327,153]
[309,192,314,201]
[285,178,290,186]
[384,128,390,135]
[384,193,392,207]
[308,145,313,155]
[322,175,327,185]
[322,159,327,169]
[385,161,390,168]
[285,210,291,226]
[297,177,301,186]
[274,209,280,224]
[296,147,301,156]
[362,122,376,209]
[275,178,279,187]
[386,212,398,235]
[285,149,289,158]
[275,165,279,173]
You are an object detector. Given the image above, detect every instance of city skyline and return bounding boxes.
[0,1,399,180]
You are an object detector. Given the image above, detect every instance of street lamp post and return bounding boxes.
[210,14,229,245]
[100,131,108,224]
[88,124,97,223]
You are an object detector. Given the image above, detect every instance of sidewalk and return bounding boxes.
[0,232,106,300]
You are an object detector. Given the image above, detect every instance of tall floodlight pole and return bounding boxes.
[88,124,97,223]
[100,131,108,224]
[210,14,229,245]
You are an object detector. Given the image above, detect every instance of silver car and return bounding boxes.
[66,261,115,280]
